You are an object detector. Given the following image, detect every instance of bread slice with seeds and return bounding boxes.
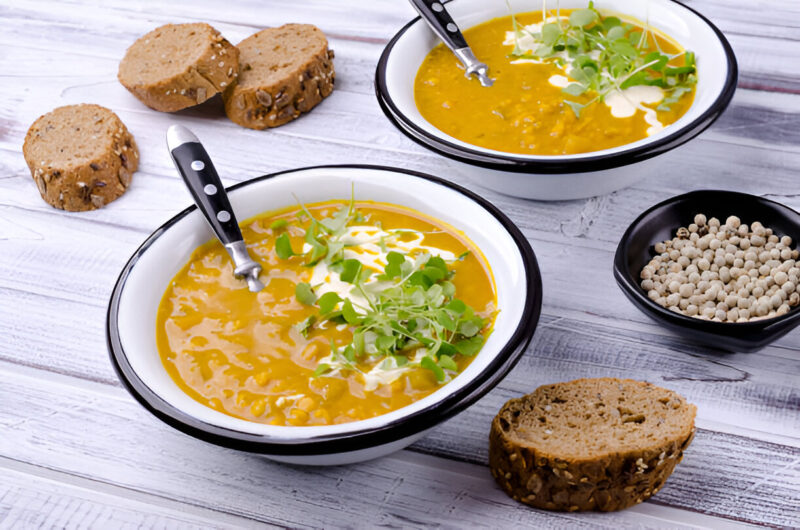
[23,104,139,211]
[489,378,696,512]
[118,23,239,112]
[223,24,335,129]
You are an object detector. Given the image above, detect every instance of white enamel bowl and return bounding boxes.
[376,0,737,200]
[107,165,542,465]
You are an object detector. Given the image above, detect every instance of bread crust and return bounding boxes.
[223,24,335,129]
[23,104,139,212]
[118,23,239,112]
[489,378,696,512]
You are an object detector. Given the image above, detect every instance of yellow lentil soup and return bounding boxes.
[414,9,697,155]
[157,200,496,426]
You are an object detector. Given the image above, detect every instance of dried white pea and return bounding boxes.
[666,293,680,307]
[771,294,783,309]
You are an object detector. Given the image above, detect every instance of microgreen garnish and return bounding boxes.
[269,219,288,230]
[507,1,697,117]
[275,197,491,385]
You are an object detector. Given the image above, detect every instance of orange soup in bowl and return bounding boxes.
[414,6,697,155]
[157,199,496,426]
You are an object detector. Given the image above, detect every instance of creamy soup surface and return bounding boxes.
[157,201,496,426]
[414,10,697,155]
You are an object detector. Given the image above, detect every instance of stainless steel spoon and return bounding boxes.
[166,125,264,292]
[409,0,493,86]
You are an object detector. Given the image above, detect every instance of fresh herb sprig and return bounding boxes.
[508,1,697,117]
[273,195,359,266]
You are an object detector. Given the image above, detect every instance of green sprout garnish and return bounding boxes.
[276,197,490,384]
[507,1,697,117]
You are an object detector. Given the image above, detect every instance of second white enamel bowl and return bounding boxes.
[376,0,738,200]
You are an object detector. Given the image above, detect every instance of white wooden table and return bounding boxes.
[1,1,799,528]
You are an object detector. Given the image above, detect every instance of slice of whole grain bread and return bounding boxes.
[23,104,139,211]
[489,378,696,512]
[223,24,334,129]
[118,23,238,112]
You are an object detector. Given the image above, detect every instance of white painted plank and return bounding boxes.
[0,459,260,530]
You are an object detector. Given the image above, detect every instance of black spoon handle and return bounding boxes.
[408,0,468,51]
[166,125,244,247]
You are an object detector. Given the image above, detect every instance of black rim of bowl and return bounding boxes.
[374,0,738,175]
[614,189,800,337]
[107,164,543,456]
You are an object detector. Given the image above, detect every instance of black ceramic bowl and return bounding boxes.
[614,190,800,352]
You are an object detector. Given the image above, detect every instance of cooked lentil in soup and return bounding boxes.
[157,200,496,426]
[414,9,696,155]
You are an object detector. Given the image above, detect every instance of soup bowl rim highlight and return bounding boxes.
[107,164,542,456]
[375,0,738,174]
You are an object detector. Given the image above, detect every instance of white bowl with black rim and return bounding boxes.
[107,165,542,465]
[375,0,738,201]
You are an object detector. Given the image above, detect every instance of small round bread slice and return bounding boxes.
[23,104,139,211]
[118,23,239,112]
[223,24,335,129]
[489,378,696,512]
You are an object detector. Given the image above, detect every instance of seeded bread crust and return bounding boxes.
[118,23,239,112]
[223,24,335,129]
[489,378,696,512]
[23,104,139,211]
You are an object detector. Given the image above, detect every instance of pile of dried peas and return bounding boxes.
[640,214,800,322]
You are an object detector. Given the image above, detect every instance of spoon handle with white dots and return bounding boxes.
[408,0,493,86]
[166,124,264,292]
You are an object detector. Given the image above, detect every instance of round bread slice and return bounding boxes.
[223,24,335,129]
[23,104,139,211]
[118,23,239,112]
[489,378,696,512]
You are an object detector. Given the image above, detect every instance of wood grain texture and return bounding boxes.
[0,460,258,530]
[1,0,799,527]
[0,362,765,529]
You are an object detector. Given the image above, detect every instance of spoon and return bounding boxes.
[408,0,493,87]
[166,125,264,292]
